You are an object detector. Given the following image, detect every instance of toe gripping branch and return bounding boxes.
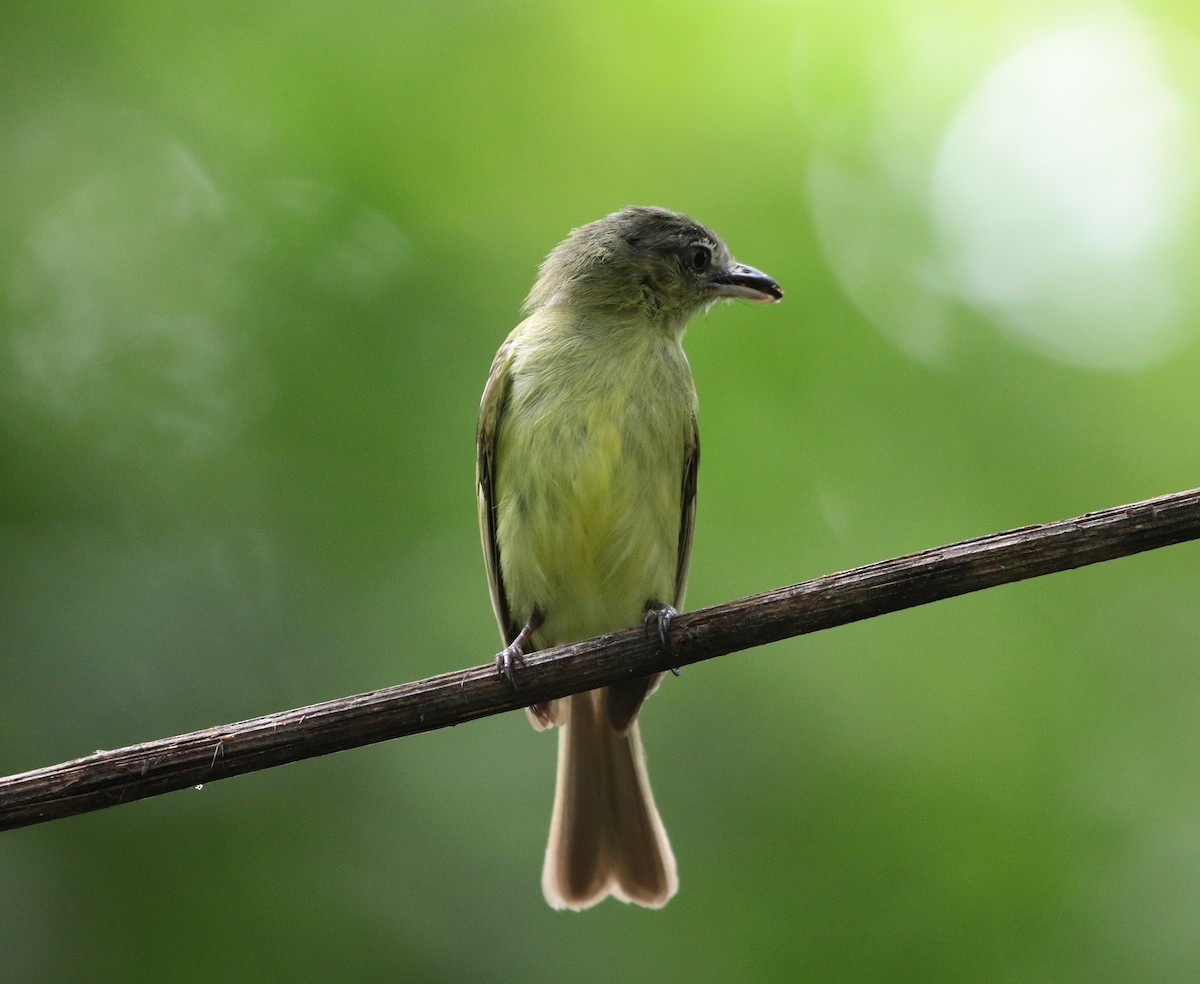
[644,602,682,676]
[496,608,545,687]
[497,602,680,692]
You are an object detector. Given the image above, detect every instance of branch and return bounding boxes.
[3,487,1199,831]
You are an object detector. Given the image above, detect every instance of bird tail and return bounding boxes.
[541,689,678,910]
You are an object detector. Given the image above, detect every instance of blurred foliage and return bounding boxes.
[3,1,1200,981]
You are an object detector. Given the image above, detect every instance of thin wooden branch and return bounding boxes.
[2,487,1198,832]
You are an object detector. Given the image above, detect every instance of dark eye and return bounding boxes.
[687,244,712,272]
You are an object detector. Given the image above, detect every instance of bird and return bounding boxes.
[477,205,782,910]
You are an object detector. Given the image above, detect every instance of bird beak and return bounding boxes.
[709,262,783,303]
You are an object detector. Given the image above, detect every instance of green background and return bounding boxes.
[3,1,1200,981]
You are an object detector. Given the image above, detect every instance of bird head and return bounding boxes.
[524,206,782,327]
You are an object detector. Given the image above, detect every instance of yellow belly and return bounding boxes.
[494,324,694,647]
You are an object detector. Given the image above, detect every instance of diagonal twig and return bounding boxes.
[1,486,1198,832]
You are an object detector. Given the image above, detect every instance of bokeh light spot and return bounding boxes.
[932,14,1198,369]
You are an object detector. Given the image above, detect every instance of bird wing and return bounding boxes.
[477,337,517,646]
[674,412,700,609]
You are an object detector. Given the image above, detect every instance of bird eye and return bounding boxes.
[688,244,712,273]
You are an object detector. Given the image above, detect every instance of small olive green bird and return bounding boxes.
[477,205,782,910]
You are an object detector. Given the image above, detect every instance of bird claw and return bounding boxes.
[644,603,678,659]
[495,609,544,690]
[496,643,525,688]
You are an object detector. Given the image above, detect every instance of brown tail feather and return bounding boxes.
[541,690,677,910]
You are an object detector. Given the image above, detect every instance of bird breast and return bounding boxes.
[495,318,695,646]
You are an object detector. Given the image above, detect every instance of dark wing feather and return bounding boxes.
[674,412,700,608]
[477,339,517,646]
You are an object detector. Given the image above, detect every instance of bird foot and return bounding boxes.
[495,641,526,689]
[496,609,544,688]
[644,603,681,674]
